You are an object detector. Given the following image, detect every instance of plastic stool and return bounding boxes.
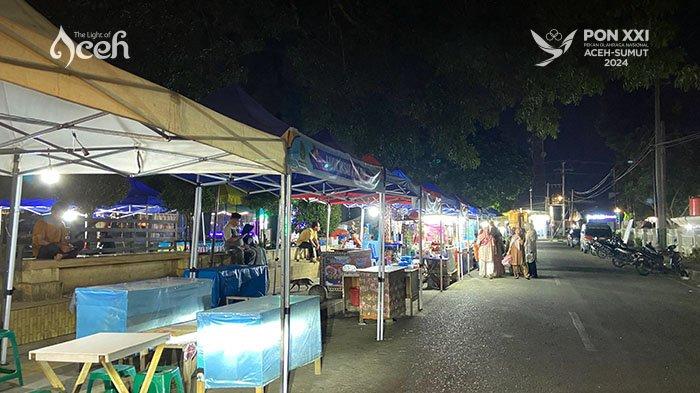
[0,329,23,386]
[86,364,136,393]
[134,366,185,393]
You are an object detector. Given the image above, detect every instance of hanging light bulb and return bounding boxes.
[40,167,60,185]
[62,209,79,222]
[367,206,380,218]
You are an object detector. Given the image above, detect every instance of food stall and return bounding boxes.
[420,184,463,289]
[319,248,372,294]
[0,6,289,381]
[357,266,407,320]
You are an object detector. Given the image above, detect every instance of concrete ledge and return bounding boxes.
[22,252,189,270]
[9,298,74,345]
[15,281,62,302]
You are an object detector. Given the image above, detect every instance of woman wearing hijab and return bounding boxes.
[489,222,505,278]
[507,227,530,279]
[524,223,539,278]
[476,222,496,278]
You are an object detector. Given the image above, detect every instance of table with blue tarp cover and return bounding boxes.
[196,295,322,391]
[75,277,212,338]
[186,264,268,307]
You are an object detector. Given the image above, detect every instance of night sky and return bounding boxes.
[21,0,700,214]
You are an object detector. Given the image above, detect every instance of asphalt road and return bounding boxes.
[4,242,698,393]
[284,241,700,393]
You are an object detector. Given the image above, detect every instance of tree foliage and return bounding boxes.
[28,0,700,210]
[293,201,342,234]
[0,175,129,213]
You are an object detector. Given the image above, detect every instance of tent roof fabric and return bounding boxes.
[200,85,292,137]
[0,1,285,176]
[117,178,165,207]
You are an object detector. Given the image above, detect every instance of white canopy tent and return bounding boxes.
[0,0,293,376]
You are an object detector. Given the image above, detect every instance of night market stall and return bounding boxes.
[0,3,297,392]
[420,183,464,290]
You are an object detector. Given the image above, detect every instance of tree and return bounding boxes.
[28,0,700,209]
[293,201,342,235]
[0,174,129,213]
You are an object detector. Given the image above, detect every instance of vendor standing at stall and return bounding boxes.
[32,202,83,260]
[297,221,321,261]
[224,213,245,263]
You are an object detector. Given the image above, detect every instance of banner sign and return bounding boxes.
[287,133,384,192]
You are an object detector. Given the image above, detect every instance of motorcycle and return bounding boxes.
[605,236,638,268]
[634,243,689,278]
[589,237,611,259]
[666,245,690,279]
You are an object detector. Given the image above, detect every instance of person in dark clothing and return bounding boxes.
[32,203,82,260]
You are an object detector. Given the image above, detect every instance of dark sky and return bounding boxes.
[21,0,700,212]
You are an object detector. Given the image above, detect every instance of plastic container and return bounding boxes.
[690,196,700,216]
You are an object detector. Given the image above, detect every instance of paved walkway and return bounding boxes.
[2,242,698,392]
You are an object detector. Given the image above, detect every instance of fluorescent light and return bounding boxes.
[367,206,380,218]
[62,209,80,222]
[40,168,60,184]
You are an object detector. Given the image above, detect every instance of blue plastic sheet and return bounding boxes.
[75,277,212,338]
[186,265,268,307]
[363,240,380,260]
[197,295,321,389]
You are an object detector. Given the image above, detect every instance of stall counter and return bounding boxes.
[357,266,407,321]
[319,249,372,292]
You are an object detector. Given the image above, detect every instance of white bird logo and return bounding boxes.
[531,29,577,67]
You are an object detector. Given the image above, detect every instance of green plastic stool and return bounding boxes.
[86,364,136,393]
[0,329,23,386]
[134,366,185,393]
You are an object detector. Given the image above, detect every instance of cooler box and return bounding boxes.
[196,295,321,389]
[75,277,212,337]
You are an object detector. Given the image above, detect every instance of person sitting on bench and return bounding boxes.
[297,221,321,261]
[32,202,83,260]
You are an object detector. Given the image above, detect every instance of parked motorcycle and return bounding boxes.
[666,245,690,279]
[589,238,611,259]
[634,243,689,278]
[603,236,638,268]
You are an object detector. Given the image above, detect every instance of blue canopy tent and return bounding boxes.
[94,179,168,216]
[420,183,469,284]
[0,198,55,215]
[185,86,393,346]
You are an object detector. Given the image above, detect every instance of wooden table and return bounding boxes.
[28,332,169,393]
[404,267,422,315]
[148,321,198,390]
[357,266,407,321]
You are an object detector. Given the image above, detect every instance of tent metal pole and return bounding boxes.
[439,213,444,292]
[1,155,22,364]
[325,203,332,251]
[376,192,386,341]
[417,191,423,311]
[359,208,365,246]
[274,176,285,294]
[465,216,472,276]
[280,172,292,393]
[210,186,221,262]
[188,179,202,278]
[200,212,206,252]
[457,215,462,279]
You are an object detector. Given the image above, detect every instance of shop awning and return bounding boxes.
[0,0,286,176]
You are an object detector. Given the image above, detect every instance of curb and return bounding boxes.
[688,269,700,281]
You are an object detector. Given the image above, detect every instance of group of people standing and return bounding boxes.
[475,221,538,279]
